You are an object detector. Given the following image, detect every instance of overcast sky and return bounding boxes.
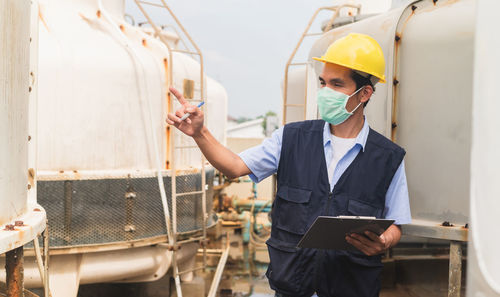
[124,0,395,119]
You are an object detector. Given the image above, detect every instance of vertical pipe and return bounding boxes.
[63,180,72,244]
[448,241,462,297]
[5,246,24,297]
[43,225,49,297]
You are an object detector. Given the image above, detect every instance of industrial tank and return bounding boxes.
[0,0,47,255]
[1,0,228,296]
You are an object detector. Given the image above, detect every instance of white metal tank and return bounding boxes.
[467,0,500,295]
[0,0,228,296]
[0,0,46,255]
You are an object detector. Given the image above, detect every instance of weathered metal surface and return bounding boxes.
[0,0,47,256]
[0,282,39,297]
[448,241,462,297]
[394,0,474,226]
[36,0,227,172]
[34,171,215,248]
[0,0,30,226]
[5,247,24,297]
[467,0,500,295]
[401,219,468,242]
[0,206,47,255]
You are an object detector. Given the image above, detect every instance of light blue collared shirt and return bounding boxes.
[239,119,411,225]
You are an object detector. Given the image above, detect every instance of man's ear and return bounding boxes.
[360,85,373,103]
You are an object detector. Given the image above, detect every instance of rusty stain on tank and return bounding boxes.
[391,76,399,141]
[164,57,171,169]
[380,18,392,33]
[72,170,81,180]
[38,6,50,32]
[142,39,147,47]
[119,24,125,32]
[96,10,102,18]
[28,168,35,187]
[4,224,15,231]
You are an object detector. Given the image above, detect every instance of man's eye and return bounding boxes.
[320,81,326,86]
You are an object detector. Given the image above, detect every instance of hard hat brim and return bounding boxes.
[312,56,386,83]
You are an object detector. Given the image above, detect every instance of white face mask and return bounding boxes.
[317,87,364,125]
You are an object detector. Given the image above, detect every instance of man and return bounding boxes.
[167,33,411,297]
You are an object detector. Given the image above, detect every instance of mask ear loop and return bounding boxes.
[346,86,365,114]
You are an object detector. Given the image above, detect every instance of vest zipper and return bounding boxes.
[325,191,333,216]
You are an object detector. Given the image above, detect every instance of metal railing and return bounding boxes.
[132,2,208,297]
[282,4,361,124]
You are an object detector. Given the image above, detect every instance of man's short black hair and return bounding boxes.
[350,70,375,107]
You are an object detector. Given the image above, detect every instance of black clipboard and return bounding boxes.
[297,216,394,250]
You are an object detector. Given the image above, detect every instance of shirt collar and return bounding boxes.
[323,117,370,152]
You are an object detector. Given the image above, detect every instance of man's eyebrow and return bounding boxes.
[329,78,345,85]
[318,77,345,85]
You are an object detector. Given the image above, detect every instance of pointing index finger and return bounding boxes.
[169,86,188,106]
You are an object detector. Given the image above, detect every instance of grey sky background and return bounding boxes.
[124,1,389,119]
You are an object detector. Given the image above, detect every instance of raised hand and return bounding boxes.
[166,86,204,137]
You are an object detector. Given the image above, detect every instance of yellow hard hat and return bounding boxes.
[313,33,386,83]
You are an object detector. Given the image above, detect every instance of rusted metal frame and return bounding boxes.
[42,226,49,297]
[207,234,230,297]
[402,220,467,297]
[5,246,24,297]
[175,190,204,197]
[63,181,72,244]
[24,235,168,256]
[284,104,306,107]
[323,4,361,33]
[283,6,324,124]
[304,33,324,37]
[448,241,462,297]
[132,1,174,171]
[282,4,361,124]
[33,233,51,297]
[0,282,39,297]
[390,3,414,142]
[197,248,223,254]
[401,221,468,242]
[158,0,209,272]
[159,25,192,57]
[171,49,200,55]
[137,0,164,8]
[177,265,205,276]
[176,236,204,245]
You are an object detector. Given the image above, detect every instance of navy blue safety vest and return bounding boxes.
[266,120,405,297]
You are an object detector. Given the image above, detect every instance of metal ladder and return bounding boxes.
[133,1,208,296]
[282,4,361,124]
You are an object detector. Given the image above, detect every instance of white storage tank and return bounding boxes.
[0,0,46,255]
[1,0,228,296]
